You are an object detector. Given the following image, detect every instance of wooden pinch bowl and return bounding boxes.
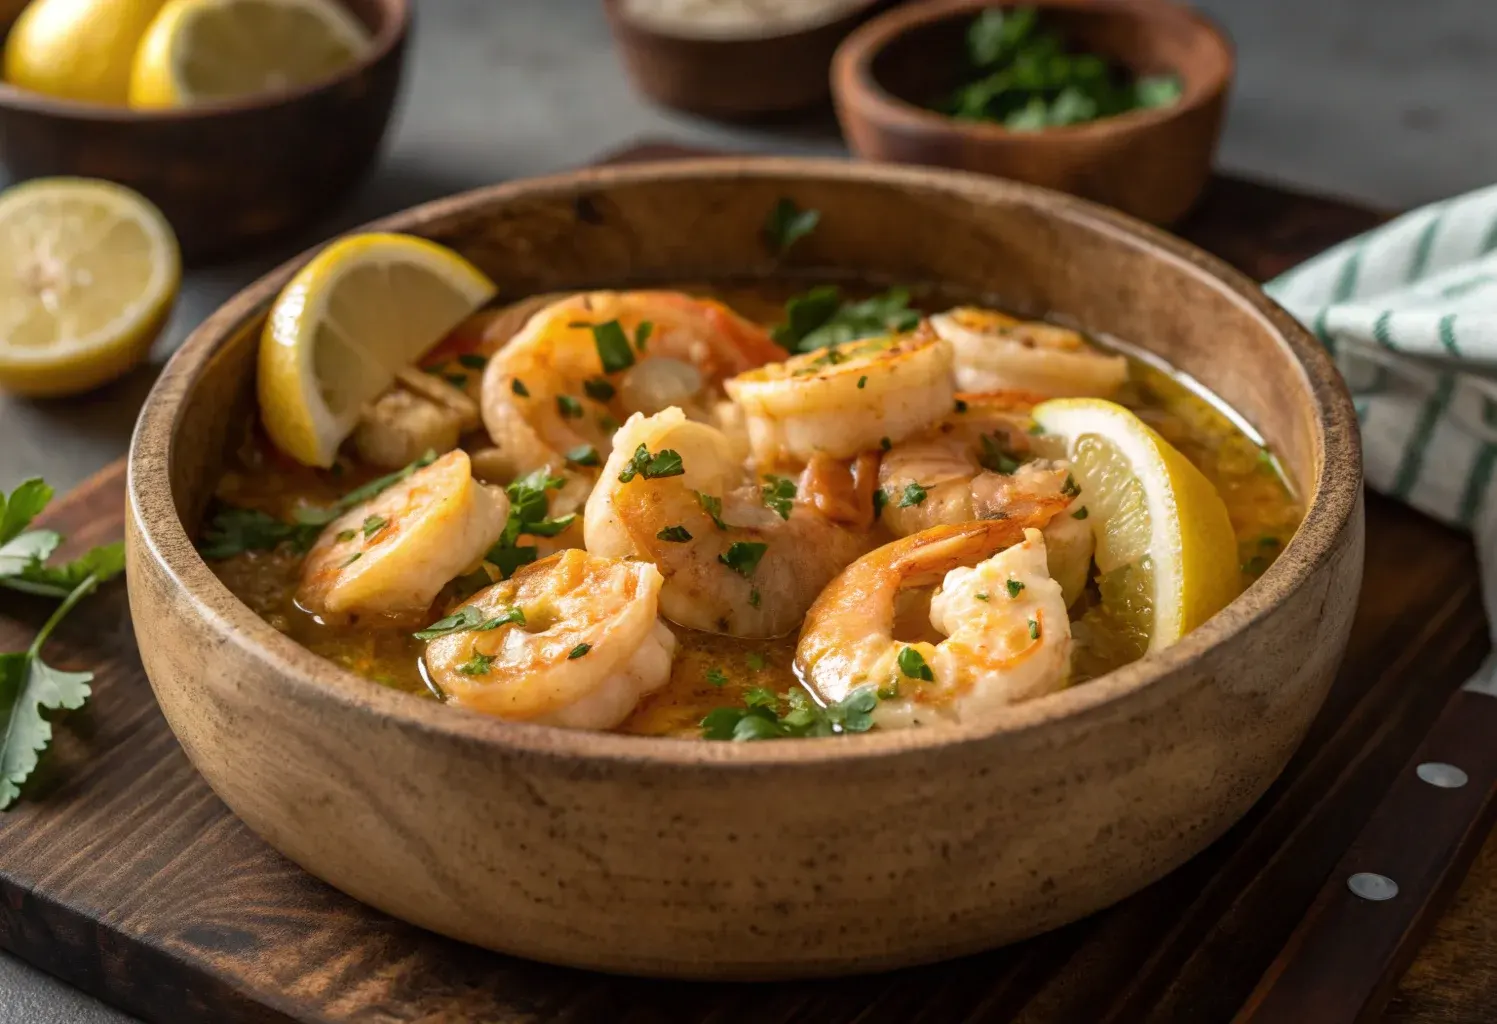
[0,0,408,262]
[832,0,1233,224]
[603,0,885,118]
[125,158,1362,978]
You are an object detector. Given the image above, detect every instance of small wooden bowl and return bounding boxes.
[603,0,884,118]
[832,0,1233,224]
[126,158,1362,978]
[0,0,408,262]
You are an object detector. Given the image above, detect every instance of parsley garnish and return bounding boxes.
[565,444,600,467]
[456,652,495,676]
[898,646,935,681]
[1073,506,1089,520]
[511,378,530,397]
[656,525,693,543]
[339,552,362,568]
[857,375,867,389]
[700,685,877,741]
[873,488,888,518]
[1062,473,1081,497]
[443,373,468,389]
[749,587,761,608]
[706,667,728,688]
[763,198,820,256]
[598,414,621,433]
[1006,579,1025,598]
[1029,618,1040,640]
[719,541,768,578]
[458,353,488,370]
[978,434,1021,474]
[771,285,921,354]
[881,437,892,451]
[335,529,357,543]
[585,320,636,374]
[696,492,727,530]
[761,475,797,520]
[954,399,969,413]
[635,321,653,351]
[568,643,591,659]
[583,378,616,402]
[746,652,767,671]
[899,482,928,507]
[556,395,583,419]
[975,592,990,602]
[617,444,684,483]
[415,605,523,640]
[362,514,387,539]
[877,679,901,700]
[484,469,572,577]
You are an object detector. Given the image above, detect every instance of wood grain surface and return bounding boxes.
[0,144,1490,1023]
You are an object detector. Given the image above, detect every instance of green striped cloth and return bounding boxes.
[1267,190,1497,536]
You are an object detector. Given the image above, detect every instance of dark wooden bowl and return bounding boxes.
[0,0,408,262]
[603,0,885,118]
[126,157,1363,978]
[831,0,1233,224]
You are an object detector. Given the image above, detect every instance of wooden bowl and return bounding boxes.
[603,0,884,118]
[0,0,407,262]
[831,0,1233,224]
[125,158,1363,978]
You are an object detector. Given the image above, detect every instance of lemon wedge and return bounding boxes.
[129,0,370,109]
[258,232,496,468]
[4,0,167,104]
[1031,397,1240,659]
[0,178,179,397]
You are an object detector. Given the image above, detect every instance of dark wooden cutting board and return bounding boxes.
[1,142,1494,1024]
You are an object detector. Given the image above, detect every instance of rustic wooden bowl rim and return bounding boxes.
[0,0,408,123]
[128,156,1358,769]
[603,0,881,45]
[833,0,1234,141]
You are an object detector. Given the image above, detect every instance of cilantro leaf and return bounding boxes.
[719,541,768,578]
[456,652,495,676]
[763,198,820,256]
[899,482,928,507]
[696,491,727,530]
[761,475,796,520]
[656,525,692,543]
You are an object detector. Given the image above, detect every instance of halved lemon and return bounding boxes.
[258,233,496,468]
[4,0,167,105]
[0,178,180,397]
[1031,397,1240,659]
[129,0,371,109]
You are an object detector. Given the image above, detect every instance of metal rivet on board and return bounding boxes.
[1416,762,1469,788]
[1347,872,1399,901]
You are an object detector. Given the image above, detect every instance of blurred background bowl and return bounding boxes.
[0,0,408,263]
[603,0,886,119]
[831,0,1233,224]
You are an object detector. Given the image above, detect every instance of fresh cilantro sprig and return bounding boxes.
[0,479,128,810]
[772,286,921,354]
[700,685,878,742]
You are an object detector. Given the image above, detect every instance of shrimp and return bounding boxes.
[878,394,1095,605]
[424,549,675,730]
[796,523,1072,728]
[584,408,878,637]
[724,326,954,464]
[297,450,509,623]
[479,291,785,479]
[931,307,1128,398]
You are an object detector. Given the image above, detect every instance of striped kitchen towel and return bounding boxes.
[1267,184,1497,681]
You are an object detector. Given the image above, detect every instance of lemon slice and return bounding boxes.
[258,232,496,468]
[0,178,180,397]
[1031,398,1239,659]
[129,0,371,109]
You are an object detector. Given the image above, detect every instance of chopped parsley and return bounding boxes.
[877,679,901,700]
[763,197,820,256]
[880,437,892,451]
[1007,579,1025,598]
[761,475,797,520]
[978,433,1022,474]
[857,375,867,389]
[568,643,591,659]
[556,395,583,419]
[635,321,653,352]
[485,469,572,577]
[898,482,928,507]
[456,652,495,676]
[873,488,889,518]
[414,605,524,641]
[700,684,877,741]
[656,525,693,542]
[749,587,762,608]
[565,444,601,467]
[583,377,616,402]
[975,592,990,602]
[746,652,767,671]
[1073,506,1089,520]
[696,491,727,529]
[598,414,621,433]
[457,353,488,370]
[719,541,768,578]
[362,514,387,539]
[771,285,921,354]
[511,378,530,397]
[617,444,685,482]
[584,320,636,374]
[706,667,728,688]
[954,399,969,413]
[1062,473,1081,498]
[443,373,468,389]
[335,529,357,543]
[339,552,362,568]
[1029,618,1040,640]
[898,646,935,681]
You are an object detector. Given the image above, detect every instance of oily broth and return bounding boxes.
[206,282,1301,736]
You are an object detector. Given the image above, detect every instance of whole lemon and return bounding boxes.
[4,0,168,105]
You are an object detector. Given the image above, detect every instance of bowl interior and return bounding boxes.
[151,161,1350,758]
[867,1,1227,126]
